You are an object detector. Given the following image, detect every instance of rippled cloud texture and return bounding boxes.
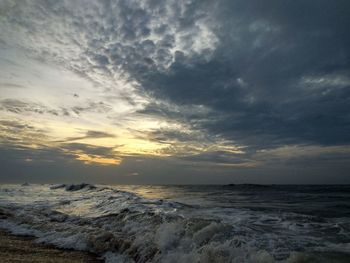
[0,0,350,183]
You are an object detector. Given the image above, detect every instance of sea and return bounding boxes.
[0,184,349,262]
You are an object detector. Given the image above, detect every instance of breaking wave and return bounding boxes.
[50,183,97,191]
[0,184,349,262]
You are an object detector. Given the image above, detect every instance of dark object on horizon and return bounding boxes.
[21,182,30,186]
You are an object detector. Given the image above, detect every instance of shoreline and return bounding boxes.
[0,229,103,263]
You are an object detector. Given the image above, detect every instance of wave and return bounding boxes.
[0,212,277,263]
[50,183,97,191]
[0,184,349,262]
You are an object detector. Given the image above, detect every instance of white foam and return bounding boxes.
[155,222,184,251]
[0,184,349,263]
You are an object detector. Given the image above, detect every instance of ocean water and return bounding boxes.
[0,184,349,263]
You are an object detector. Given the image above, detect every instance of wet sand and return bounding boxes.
[0,229,103,263]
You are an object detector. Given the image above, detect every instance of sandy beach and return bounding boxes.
[0,229,102,263]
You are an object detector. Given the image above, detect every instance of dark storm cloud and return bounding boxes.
[22,0,343,151]
[130,0,350,149]
[1,0,350,183]
[36,1,350,149]
[179,151,257,168]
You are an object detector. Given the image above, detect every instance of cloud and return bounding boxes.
[59,130,116,143]
[127,0,350,150]
[0,99,60,116]
[0,119,49,147]
[85,130,115,139]
[61,143,121,165]
[71,101,113,115]
[0,82,26,89]
[0,0,349,182]
[62,143,116,157]
[179,151,259,168]
[0,119,121,166]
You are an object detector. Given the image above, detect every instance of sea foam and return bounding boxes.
[0,184,349,262]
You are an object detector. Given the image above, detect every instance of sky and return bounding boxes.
[0,0,350,184]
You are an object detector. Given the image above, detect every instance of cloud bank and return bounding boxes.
[0,0,349,183]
